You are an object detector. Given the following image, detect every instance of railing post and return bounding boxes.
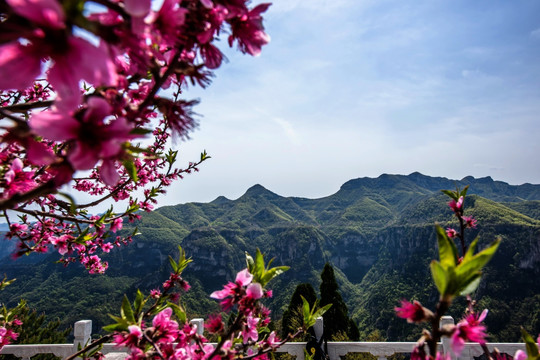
[73,320,92,357]
[314,317,324,340]
[190,318,205,336]
[440,316,456,360]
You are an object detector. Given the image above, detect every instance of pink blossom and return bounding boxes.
[124,0,151,17]
[210,282,236,300]
[51,235,72,255]
[265,331,281,348]
[514,350,527,360]
[114,325,143,348]
[446,228,457,238]
[197,5,229,44]
[179,280,190,291]
[3,159,37,198]
[200,43,224,69]
[242,315,259,344]
[149,0,188,46]
[27,140,57,166]
[6,0,65,29]
[236,268,253,286]
[0,32,116,107]
[0,43,42,91]
[448,196,464,213]
[228,3,271,56]
[246,283,263,300]
[395,300,432,323]
[205,314,224,334]
[451,309,488,356]
[0,326,19,348]
[150,289,161,298]
[101,243,114,253]
[30,97,137,185]
[463,216,477,229]
[200,0,213,9]
[410,344,427,360]
[110,218,123,233]
[152,308,179,343]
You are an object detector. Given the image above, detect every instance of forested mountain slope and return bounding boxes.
[1,173,539,340]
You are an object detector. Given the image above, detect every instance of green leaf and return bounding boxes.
[301,296,314,328]
[304,348,315,360]
[460,185,469,198]
[104,315,129,332]
[261,266,290,286]
[455,239,500,283]
[57,192,78,215]
[127,145,152,154]
[120,295,136,323]
[255,249,265,279]
[168,255,178,272]
[521,328,540,359]
[0,276,16,291]
[459,274,481,296]
[131,227,141,237]
[167,302,187,324]
[435,225,458,269]
[312,303,332,320]
[133,289,146,315]
[245,251,254,270]
[246,249,288,287]
[165,150,178,163]
[430,260,448,295]
[441,189,458,201]
[175,246,192,273]
[443,266,459,297]
[301,296,331,329]
[463,237,479,262]
[200,150,210,161]
[122,159,139,182]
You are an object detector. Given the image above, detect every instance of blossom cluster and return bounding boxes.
[395,187,538,360]
[0,0,271,275]
[110,267,283,360]
[396,300,487,358]
[445,196,478,245]
[0,324,20,348]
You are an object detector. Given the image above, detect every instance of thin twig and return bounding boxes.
[12,208,94,224]
[65,334,114,360]
[1,100,54,112]
[137,50,183,112]
[240,329,305,360]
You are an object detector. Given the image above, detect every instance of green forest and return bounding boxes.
[1,173,539,343]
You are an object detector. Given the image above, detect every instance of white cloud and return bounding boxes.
[273,117,301,146]
[530,28,540,39]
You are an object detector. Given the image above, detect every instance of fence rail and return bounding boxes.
[0,317,525,360]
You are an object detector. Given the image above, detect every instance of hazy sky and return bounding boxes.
[157,0,540,205]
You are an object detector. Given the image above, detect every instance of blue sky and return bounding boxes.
[160,0,540,205]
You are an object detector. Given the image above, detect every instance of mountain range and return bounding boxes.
[1,172,539,341]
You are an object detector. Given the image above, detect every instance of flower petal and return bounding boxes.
[0,43,42,91]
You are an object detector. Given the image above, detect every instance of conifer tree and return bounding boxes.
[319,263,359,341]
[1,303,70,360]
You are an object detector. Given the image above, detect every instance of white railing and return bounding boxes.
[0,317,525,360]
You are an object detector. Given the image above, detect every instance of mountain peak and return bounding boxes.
[242,184,279,198]
[211,196,231,205]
